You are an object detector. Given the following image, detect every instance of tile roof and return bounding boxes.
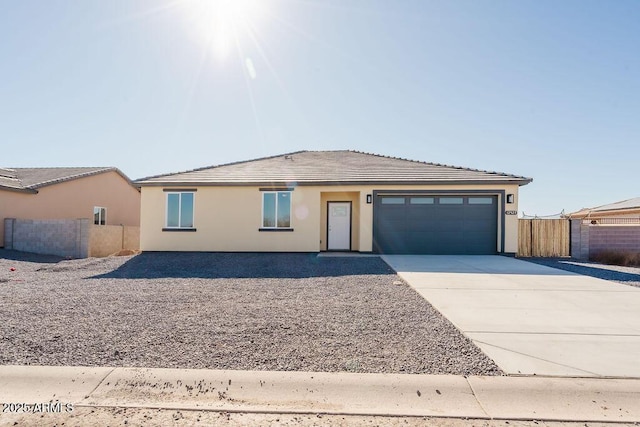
[568,197,640,218]
[591,197,640,212]
[0,167,133,192]
[0,168,23,191]
[136,150,533,186]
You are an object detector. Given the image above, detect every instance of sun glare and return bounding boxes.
[173,0,280,137]
[185,0,266,59]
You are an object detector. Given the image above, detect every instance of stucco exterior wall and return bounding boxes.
[140,183,521,253]
[596,212,640,219]
[88,224,140,257]
[0,171,140,246]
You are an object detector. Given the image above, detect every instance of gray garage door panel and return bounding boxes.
[373,195,498,254]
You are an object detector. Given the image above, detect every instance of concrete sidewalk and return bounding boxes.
[1,366,640,424]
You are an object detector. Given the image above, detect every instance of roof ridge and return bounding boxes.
[12,166,108,169]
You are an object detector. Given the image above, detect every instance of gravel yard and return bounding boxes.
[0,250,501,375]
[523,257,640,288]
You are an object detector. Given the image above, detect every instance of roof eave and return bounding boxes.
[569,208,640,218]
[136,178,533,187]
[27,168,140,192]
[0,186,38,194]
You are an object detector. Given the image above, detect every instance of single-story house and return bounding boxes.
[568,197,640,220]
[1,167,141,247]
[135,150,532,254]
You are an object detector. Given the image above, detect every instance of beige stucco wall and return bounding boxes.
[1,171,140,246]
[140,183,521,253]
[89,224,140,257]
[140,186,321,252]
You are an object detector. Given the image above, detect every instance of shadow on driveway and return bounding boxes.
[523,258,640,284]
[91,252,395,279]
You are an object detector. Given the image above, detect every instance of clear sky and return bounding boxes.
[1,0,638,216]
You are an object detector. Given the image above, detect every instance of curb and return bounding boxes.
[1,366,640,423]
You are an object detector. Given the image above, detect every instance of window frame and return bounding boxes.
[260,190,293,231]
[93,206,106,226]
[163,191,196,231]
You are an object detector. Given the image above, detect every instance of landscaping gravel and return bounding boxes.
[523,257,640,288]
[0,250,501,376]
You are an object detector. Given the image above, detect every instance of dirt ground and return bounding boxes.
[0,250,500,375]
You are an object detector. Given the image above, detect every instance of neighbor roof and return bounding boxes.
[0,168,22,191]
[0,167,134,193]
[136,150,533,186]
[569,197,640,218]
[591,197,640,212]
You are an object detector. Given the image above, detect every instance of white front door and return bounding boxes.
[328,202,351,251]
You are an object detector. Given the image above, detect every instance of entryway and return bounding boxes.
[327,202,351,251]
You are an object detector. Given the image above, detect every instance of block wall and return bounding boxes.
[571,220,640,260]
[88,225,140,257]
[3,218,89,258]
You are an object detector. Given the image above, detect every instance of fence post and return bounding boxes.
[77,219,89,258]
[571,219,591,260]
[4,218,15,249]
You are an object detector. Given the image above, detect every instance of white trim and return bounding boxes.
[261,191,292,229]
[93,206,107,225]
[165,191,196,229]
[328,201,351,251]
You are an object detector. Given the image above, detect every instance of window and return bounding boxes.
[439,197,463,204]
[262,191,291,228]
[468,197,494,205]
[93,207,106,225]
[380,197,405,204]
[410,197,435,204]
[165,192,194,229]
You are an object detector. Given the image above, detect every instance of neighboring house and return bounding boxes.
[136,151,532,255]
[569,197,640,259]
[0,167,140,247]
[568,197,640,220]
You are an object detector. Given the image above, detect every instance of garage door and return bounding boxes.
[373,195,498,254]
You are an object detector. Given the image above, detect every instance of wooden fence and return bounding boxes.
[518,219,570,257]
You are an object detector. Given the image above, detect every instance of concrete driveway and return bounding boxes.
[382,255,640,377]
